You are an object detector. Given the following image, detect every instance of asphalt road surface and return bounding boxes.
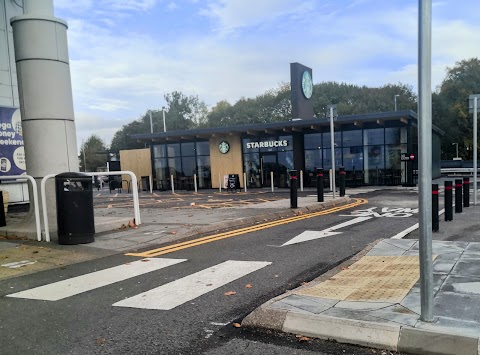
[0,189,421,355]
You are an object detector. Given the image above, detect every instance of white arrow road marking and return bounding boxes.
[282,216,373,246]
[113,260,271,310]
[6,258,187,301]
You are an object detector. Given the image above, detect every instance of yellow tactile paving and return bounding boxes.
[295,255,437,303]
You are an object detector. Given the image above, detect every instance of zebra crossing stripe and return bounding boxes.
[113,260,271,310]
[6,258,187,301]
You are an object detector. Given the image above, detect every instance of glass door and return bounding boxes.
[261,153,277,187]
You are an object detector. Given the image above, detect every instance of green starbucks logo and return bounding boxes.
[219,141,230,154]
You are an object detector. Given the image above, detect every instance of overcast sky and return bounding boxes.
[53,0,480,150]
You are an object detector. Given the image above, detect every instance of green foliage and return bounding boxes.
[79,134,108,172]
[433,58,480,159]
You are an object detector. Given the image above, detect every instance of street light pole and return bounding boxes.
[328,105,336,199]
[474,97,478,205]
[452,142,459,159]
[82,139,87,172]
[394,94,400,111]
[418,0,433,322]
[149,111,153,133]
[162,106,166,132]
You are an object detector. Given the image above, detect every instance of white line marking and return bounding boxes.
[1,260,37,269]
[6,258,187,301]
[113,260,271,310]
[282,217,372,246]
[390,208,445,239]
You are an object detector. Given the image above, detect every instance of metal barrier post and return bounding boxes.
[300,170,304,192]
[219,174,222,192]
[194,174,198,193]
[0,192,5,227]
[171,175,175,194]
[444,181,453,221]
[432,184,439,232]
[463,177,470,207]
[0,175,41,242]
[455,179,463,213]
[339,166,346,197]
[270,171,274,193]
[317,168,324,202]
[290,170,298,208]
[329,169,333,192]
[243,173,247,193]
[149,175,153,194]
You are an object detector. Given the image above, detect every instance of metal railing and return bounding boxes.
[0,175,41,242]
[41,171,140,242]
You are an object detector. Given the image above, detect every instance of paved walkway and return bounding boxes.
[243,235,480,354]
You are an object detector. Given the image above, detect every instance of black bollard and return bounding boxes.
[463,177,470,207]
[455,179,463,213]
[317,168,324,202]
[339,166,346,197]
[290,170,298,208]
[0,192,5,227]
[432,184,439,232]
[444,181,453,221]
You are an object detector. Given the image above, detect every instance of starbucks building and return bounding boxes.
[128,63,443,190]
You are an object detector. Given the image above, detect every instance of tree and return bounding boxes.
[79,135,108,172]
[433,58,480,159]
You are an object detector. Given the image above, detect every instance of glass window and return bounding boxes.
[342,147,363,171]
[386,144,407,169]
[168,157,182,177]
[385,127,400,145]
[323,148,342,170]
[364,145,385,169]
[196,141,210,156]
[342,130,362,147]
[167,143,181,157]
[305,150,322,172]
[182,156,196,177]
[322,132,341,148]
[181,142,195,156]
[260,138,278,153]
[152,144,166,158]
[154,158,167,180]
[304,133,322,150]
[364,129,384,145]
[197,156,211,188]
[244,153,261,187]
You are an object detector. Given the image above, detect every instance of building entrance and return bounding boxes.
[260,153,276,187]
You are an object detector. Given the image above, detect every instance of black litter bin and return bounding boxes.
[55,172,95,245]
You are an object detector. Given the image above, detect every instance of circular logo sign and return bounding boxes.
[218,141,230,154]
[301,71,313,99]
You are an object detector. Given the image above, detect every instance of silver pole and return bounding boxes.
[170,174,175,194]
[149,111,153,133]
[474,97,478,205]
[162,108,166,132]
[82,140,87,172]
[194,174,198,193]
[244,173,247,192]
[418,0,433,322]
[330,107,336,198]
[271,171,274,192]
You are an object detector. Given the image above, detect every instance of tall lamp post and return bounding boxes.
[327,104,337,198]
[162,107,166,132]
[452,142,459,159]
[469,94,480,205]
[82,139,87,172]
[394,94,400,111]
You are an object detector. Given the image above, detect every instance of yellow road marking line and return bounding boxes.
[126,198,368,258]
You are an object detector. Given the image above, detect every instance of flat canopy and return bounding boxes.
[131,110,444,143]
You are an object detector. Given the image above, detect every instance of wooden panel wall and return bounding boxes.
[209,136,244,188]
[119,148,152,190]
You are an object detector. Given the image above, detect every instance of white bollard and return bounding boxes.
[171,174,175,194]
[194,174,198,193]
[219,174,222,192]
[149,175,153,194]
[300,170,304,192]
[329,169,333,192]
[244,172,247,193]
[271,171,274,192]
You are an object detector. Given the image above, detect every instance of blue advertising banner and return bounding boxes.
[0,106,25,176]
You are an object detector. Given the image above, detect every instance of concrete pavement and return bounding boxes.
[243,205,480,355]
